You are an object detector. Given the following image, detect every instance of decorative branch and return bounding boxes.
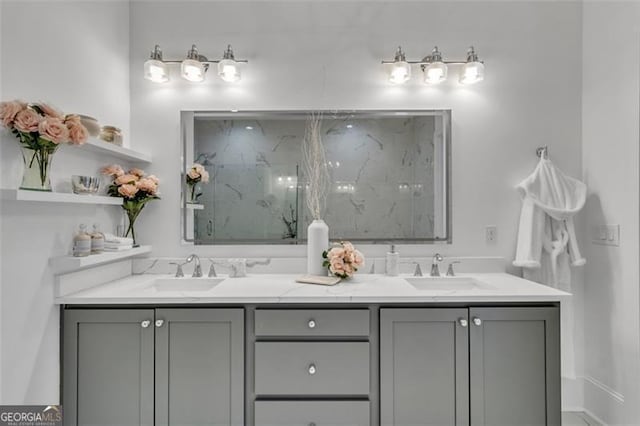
[302,112,330,220]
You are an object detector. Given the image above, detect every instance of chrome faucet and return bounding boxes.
[186,254,203,277]
[430,253,443,277]
[446,260,461,277]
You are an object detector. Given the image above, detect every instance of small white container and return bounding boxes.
[386,244,400,276]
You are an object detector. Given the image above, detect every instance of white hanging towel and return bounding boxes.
[513,157,586,379]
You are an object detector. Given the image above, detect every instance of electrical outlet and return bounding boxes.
[486,225,497,244]
[592,224,620,246]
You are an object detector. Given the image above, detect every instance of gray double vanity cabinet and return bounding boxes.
[62,303,560,426]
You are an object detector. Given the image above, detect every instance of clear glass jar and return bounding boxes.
[99,126,123,146]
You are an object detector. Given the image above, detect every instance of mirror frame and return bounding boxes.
[181,110,452,245]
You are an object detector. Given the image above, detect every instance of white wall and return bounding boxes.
[130,0,585,407]
[0,0,131,404]
[582,3,640,424]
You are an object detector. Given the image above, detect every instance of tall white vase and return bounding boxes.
[307,219,329,276]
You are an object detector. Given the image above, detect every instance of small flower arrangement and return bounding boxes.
[322,241,365,279]
[0,100,89,190]
[186,163,210,203]
[101,165,160,244]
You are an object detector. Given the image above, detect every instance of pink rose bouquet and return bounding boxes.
[322,241,365,279]
[0,100,89,190]
[185,162,210,203]
[102,164,160,245]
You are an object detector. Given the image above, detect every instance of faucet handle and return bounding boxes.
[446,261,461,277]
[413,263,423,277]
[169,262,185,278]
[207,259,218,277]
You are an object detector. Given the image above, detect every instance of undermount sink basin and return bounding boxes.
[404,277,495,291]
[151,278,225,292]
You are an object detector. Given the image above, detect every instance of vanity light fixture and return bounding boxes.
[382,45,485,85]
[388,46,412,85]
[421,46,448,85]
[143,45,169,83]
[181,45,207,82]
[144,44,248,83]
[459,46,485,85]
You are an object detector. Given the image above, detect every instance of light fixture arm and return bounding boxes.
[382,45,483,65]
[153,44,248,65]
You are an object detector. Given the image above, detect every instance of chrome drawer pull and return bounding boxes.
[155,319,165,328]
[308,364,317,375]
[308,319,316,329]
[458,318,468,327]
[473,317,482,326]
[141,320,151,328]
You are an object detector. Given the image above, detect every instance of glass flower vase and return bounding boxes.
[123,201,146,247]
[19,144,59,191]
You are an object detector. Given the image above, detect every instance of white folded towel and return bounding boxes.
[103,245,133,252]
[103,233,134,245]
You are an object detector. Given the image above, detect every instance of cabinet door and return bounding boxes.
[380,308,469,426]
[63,309,155,426]
[154,308,244,426]
[469,307,560,426]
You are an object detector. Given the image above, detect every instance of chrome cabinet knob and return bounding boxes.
[473,317,482,326]
[308,364,317,375]
[155,319,165,328]
[458,318,468,327]
[141,320,151,328]
[308,319,316,329]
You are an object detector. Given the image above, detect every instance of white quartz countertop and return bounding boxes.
[56,273,570,305]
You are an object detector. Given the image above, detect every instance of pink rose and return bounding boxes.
[193,163,205,174]
[342,242,355,252]
[118,183,139,198]
[328,247,345,260]
[36,103,63,119]
[353,250,365,267]
[200,170,210,183]
[115,174,139,185]
[129,168,145,178]
[147,174,159,185]
[343,263,355,277]
[0,100,26,127]
[136,177,158,195]
[67,121,88,145]
[101,164,125,177]
[187,168,200,180]
[64,114,82,125]
[38,117,69,144]
[330,257,345,274]
[13,108,41,133]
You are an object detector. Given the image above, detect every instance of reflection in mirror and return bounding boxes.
[182,111,450,244]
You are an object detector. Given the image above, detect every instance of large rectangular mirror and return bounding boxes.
[181,110,451,244]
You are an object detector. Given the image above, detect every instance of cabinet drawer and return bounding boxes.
[255,309,369,337]
[255,401,370,426]
[254,342,370,395]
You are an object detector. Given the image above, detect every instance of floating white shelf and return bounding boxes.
[0,189,123,205]
[50,245,152,273]
[186,203,204,210]
[80,138,152,164]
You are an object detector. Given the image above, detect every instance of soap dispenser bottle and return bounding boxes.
[386,244,400,276]
[91,223,105,254]
[73,224,92,257]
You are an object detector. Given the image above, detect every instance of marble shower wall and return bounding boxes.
[192,113,443,243]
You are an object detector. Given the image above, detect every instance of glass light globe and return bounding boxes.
[181,59,205,82]
[389,61,411,84]
[144,59,168,83]
[460,61,485,85]
[218,59,241,82]
[423,62,448,85]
